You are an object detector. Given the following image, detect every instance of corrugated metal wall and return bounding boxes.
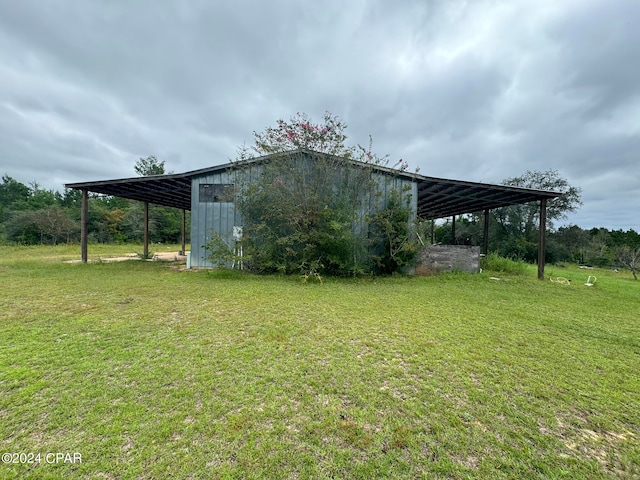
[191,170,237,267]
[190,153,417,268]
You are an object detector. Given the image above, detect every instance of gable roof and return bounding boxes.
[66,149,562,218]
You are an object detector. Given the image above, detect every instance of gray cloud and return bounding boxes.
[0,0,638,230]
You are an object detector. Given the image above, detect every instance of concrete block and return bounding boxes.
[416,245,480,275]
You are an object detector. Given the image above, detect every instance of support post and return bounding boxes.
[143,201,149,259]
[482,209,490,256]
[181,209,186,255]
[430,220,435,245]
[81,189,88,263]
[451,215,456,245]
[538,198,547,280]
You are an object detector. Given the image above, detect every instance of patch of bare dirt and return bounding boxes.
[64,252,187,263]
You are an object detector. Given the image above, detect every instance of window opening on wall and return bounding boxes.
[199,184,234,203]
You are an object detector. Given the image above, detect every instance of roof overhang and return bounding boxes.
[66,150,562,218]
[66,173,193,210]
[416,176,560,219]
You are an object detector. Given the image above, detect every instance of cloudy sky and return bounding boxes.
[1,0,638,230]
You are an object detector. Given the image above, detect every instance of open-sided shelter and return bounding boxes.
[66,148,562,278]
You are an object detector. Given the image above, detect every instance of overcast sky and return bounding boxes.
[1,0,638,230]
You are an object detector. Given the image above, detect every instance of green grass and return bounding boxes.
[0,245,638,479]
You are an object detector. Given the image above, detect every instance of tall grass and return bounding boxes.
[481,252,530,275]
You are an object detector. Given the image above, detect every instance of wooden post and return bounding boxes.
[451,215,456,245]
[430,220,435,245]
[181,209,186,255]
[81,189,88,263]
[483,209,490,256]
[143,201,149,259]
[538,198,547,280]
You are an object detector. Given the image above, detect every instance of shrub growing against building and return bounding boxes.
[203,113,418,276]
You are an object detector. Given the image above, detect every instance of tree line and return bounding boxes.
[0,157,187,246]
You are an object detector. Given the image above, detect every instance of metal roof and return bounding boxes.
[66,150,562,218]
[416,175,559,219]
[66,173,194,210]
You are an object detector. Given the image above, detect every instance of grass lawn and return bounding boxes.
[0,244,638,479]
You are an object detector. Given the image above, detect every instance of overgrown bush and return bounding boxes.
[368,189,417,274]
[202,231,246,268]
[219,113,419,277]
[237,153,371,276]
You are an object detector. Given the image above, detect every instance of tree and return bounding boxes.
[617,246,640,280]
[6,210,41,244]
[586,228,612,267]
[134,155,165,176]
[58,187,83,210]
[121,202,155,242]
[552,225,590,263]
[0,176,31,233]
[25,183,57,211]
[131,155,185,243]
[0,175,30,210]
[104,208,126,242]
[31,206,78,244]
[498,170,582,236]
[6,206,77,245]
[610,229,640,249]
[252,111,351,157]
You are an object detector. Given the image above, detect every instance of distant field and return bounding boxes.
[0,244,638,479]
